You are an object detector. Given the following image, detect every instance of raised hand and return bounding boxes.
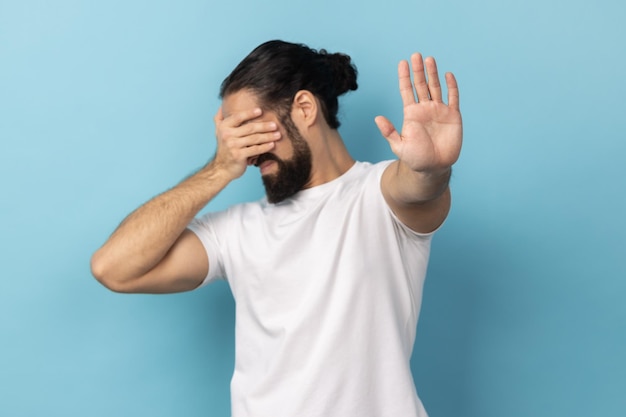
[375,53,462,173]
[212,107,281,180]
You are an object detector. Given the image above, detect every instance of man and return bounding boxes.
[91,40,462,417]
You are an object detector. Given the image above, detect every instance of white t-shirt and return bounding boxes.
[189,160,433,417]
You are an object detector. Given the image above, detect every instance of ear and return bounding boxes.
[291,90,318,128]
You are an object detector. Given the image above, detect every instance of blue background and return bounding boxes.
[1,0,624,416]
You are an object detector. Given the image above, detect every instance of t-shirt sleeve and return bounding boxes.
[187,212,227,288]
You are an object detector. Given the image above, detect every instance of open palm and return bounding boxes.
[375,53,462,173]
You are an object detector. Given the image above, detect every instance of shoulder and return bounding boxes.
[189,199,265,234]
[354,160,393,175]
[342,160,394,190]
[364,160,441,239]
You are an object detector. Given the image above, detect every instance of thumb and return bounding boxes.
[214,106,224,124]
[374,116,401,144]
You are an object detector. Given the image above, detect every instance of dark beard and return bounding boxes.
[256,115,312,204]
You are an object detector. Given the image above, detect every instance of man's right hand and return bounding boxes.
[212,107,281,180]
[91,105,282,294]
[90,107,281,293]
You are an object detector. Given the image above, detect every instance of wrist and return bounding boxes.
[173,160,234,208]
[399,159,451,178]
[394,161,451,204]
[201,159,237,183]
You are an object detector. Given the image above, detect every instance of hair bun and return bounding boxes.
[320,50,358,96]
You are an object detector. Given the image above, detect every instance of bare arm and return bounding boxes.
[91,107,281,293]
[376,53,462,233]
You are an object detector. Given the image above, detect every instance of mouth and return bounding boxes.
[258,160,276,175]
[253,153,279,174]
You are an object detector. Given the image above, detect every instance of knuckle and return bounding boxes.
[243,124,255,136]
[228,112,243,124]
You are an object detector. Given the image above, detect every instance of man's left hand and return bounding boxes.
[375,53,462,173]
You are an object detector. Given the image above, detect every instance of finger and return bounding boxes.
[234,130,281,148]
[214,107,223,136]
[425,57,443,103]
[446,72,460,111]
[398,60,416,106]
[375,116,401,144]
[213,107,223,124]
[242,141,275,160]
[410,53,430,102]
[239,121,279,137]
[224,107,263,127]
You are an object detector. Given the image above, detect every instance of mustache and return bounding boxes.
[254,153,280,167]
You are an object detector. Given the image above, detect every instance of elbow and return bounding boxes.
[90,251,127,293]
[90,250,105,281]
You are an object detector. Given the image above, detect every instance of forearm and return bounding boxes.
[386,160,451,206]
[91,160,231,285]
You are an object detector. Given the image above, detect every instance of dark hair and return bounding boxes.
[219,40,358,129]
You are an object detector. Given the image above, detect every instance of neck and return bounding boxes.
[304,128,355,188]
